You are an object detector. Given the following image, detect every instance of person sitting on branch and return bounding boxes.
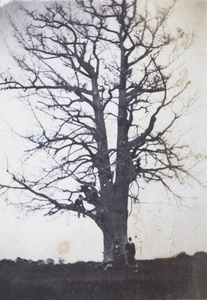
[74,194,86,218]
[79,183,99,204]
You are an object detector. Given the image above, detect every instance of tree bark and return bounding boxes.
[95,188,128,263]
[102,213,127,263]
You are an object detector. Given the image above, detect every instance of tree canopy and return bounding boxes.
[0,0,197,261]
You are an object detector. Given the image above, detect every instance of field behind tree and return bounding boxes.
[0,252,206,300]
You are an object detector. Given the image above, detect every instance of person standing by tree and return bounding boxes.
[113,239,123,268]
[125,237,136,266]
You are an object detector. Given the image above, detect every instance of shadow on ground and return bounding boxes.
[0,252,206,300]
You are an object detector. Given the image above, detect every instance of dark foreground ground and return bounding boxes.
[0,252,207,300]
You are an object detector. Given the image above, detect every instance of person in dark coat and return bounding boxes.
[113,239,124,268]
[113,239,121,261]
[125,237,136,266]
[74,195,86,218]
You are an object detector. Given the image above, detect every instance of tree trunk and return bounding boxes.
[95,192,128,263]
[102,213,127,263]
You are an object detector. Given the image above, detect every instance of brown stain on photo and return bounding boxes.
[56,241,70,255]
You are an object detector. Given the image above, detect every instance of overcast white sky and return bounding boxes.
[0,0,207,263]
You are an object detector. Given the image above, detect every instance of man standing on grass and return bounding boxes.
[125,237,136,266]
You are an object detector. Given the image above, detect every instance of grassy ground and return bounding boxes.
[0,252,206,300]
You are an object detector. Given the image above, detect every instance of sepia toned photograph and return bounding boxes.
[0,0,206,299]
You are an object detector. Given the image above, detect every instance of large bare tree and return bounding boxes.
[0,0,195,262]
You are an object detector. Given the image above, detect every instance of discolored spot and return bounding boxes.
[57,241,70,255]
